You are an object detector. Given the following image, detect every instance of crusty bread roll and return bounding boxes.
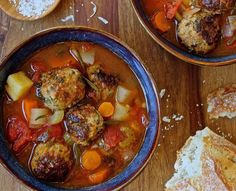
[165,128,236,191]
[207,84,236,119]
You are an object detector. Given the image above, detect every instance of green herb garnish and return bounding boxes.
[35,115,47,121]
[69,48,85,69]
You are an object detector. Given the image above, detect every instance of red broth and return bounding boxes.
[3,42,148,188]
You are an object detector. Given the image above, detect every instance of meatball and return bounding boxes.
[87,64,119,101]
[30,141,73,182]
[192,0,234,12]
[39,67,85,110]
[66,104,104,145]
[177,12,221,54]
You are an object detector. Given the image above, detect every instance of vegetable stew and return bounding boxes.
[3,42,148,188]
[142,0,236,55]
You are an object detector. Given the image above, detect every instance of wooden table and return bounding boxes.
[0,0,236,190]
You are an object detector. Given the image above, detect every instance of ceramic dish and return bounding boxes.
[0,27,160,191]
[130,0,236,66]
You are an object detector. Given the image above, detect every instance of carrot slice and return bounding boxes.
[98,102,114,117]
[81,150,101,171]
[89,168,109,184]
[22,98,39,121]
[152,11,171,33]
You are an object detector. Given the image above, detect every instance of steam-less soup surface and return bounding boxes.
[142,0,236,55]
[3,42,148,188]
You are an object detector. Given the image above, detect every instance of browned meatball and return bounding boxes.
[30,141,73,182]
[65,104,104,145]
[87,64,119,101]
[178,12,221,54]
[39,67,85,110]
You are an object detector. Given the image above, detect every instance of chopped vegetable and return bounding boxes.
[152,11,171,32]
[47,124,64,138]
[81,150,102,171]
[69,48,85,70]
[98,102,114,117]
[31,60,47,72]
[64,132,74,145]
[182,0,190,6]
[227,35,236,46]
[7,116,32,152]
[175,11,183,21]
[182,7,200,17]
[22,98,39,121]
[89,168,109,184]
[103,126,122,148]
[5,72,33,101]
[79,47,95,65]
[48,110,64,125]
[222,24,234,38]
[228,15,236,31]
[116,85,135,104]
[166,0,183,20]
[112,102,130,121]
[82,76,98,91]
[30,108,49,127]
[73,143,81,165]
[119,127,136,149]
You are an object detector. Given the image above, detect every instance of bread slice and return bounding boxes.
[165,128,236,191]
[207,84,236,119]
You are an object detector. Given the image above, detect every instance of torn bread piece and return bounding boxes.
[165,127,236,191]
[207,84,236,119]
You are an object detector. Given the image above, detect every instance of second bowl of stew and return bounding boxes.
[131,0,236,66]
[0,27,160,190]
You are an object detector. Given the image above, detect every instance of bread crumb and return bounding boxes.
[61,15,74,22]
[159,89,166,98]
[163,116,171,123]
[97,16,109,24]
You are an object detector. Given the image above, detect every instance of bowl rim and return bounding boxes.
[130,0,236,67]
[0,26,161,191]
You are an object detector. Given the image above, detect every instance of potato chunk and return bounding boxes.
[5,71,33,101]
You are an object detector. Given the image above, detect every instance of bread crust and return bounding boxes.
[165,128,236,191]
[207,84,236,119]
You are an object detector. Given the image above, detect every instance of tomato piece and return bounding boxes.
[47,124,64,138]
[104,126,123,148]
[165,0,183,19]
[32,71,42,82]
[7,116,32,152]
[81,43,93,51]
[31,60,47,72]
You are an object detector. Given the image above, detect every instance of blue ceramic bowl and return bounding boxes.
[0,27,160,191]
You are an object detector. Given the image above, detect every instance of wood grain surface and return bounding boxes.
[0,0,236,191]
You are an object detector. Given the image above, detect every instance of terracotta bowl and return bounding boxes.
[0,27,160,191]
[0,0,61,21]
[130,0,236,66]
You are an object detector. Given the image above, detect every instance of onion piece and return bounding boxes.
[30,108,49,127]
[112,102,130,121]
[228,15,236,31]
[48,110,64,125]
[79,48,95,65]
[222,24,234,38]
[116,85,134,104]
[182,7,200,17]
